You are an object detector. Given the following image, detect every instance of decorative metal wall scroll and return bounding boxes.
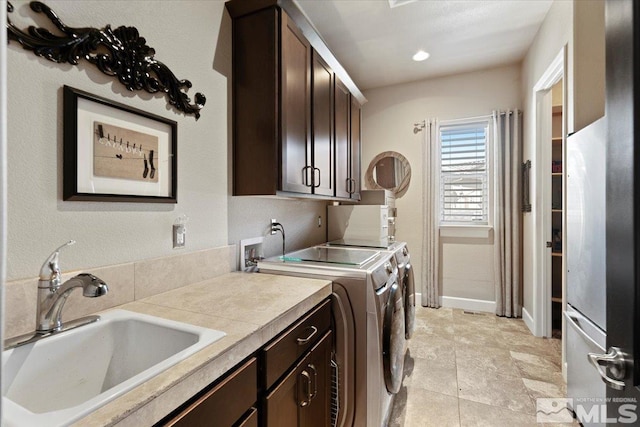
[522,160,532,212]
[7,1,206,120]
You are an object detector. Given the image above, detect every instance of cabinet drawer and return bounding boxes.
[262,299,331,389]
[238,407,258,427]
[164,357,257,427]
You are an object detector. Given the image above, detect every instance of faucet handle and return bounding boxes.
[39,240,76,283]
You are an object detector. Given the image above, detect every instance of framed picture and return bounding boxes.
[63,86,177,203]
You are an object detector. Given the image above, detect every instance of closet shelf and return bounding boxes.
[551,297,563,303]
[552,252,563,257]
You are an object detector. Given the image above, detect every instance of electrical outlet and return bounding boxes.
[173,224,186,248]
[271,218,277,235]
[173,215,189,249]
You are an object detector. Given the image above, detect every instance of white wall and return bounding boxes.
[520,0,604,324]
[227,197,328,266]
[573,0,605,131]
[521,0,573,325]
[362,64,522,306]
[6,1,231,280]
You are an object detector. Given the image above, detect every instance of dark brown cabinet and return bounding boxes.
[261,299,332,427]
[335,79,362,200]
[227,0,361,200]
[281,12,312,194]
[350,97,362,200]
[311,52,335,197]
[158,298,333,427]
[334,77,351,199]
[264,332,332,427]
[161,357,258,427]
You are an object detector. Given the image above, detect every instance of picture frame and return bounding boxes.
[63,86,178,203]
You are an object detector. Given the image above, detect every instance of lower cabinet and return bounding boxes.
[157,298,332,427]
[264,331,332,427]
[161,357,258,427]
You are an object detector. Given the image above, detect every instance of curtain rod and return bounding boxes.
[494,109,521,117]
[413,110,521,132]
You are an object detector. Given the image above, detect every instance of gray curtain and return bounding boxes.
[421,119,440,308]
[493,110,523,317]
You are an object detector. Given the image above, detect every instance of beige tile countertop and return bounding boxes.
[71,272,332,427]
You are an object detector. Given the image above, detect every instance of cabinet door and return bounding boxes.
[281,12,312,194]
[350,98,362,200]
[300,331,332,427]
[264,331,332,427]
[334,77,351,199]
[230,7,279,196]
[312,52,335,197]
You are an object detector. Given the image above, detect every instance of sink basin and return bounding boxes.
[2,309,225,427]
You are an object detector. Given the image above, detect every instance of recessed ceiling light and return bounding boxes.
[412,50,430,61]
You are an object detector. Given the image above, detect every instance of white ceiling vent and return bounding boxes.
[388,0,417,9]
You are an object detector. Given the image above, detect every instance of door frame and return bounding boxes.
[531,47,567,340]
[1,0,8,409]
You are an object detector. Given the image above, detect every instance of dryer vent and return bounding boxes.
[330,358,340,427]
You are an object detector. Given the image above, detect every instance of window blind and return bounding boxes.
[439,122,489,224]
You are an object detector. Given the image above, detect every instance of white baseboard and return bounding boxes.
[522,307,535,334]
[439,296,495,313]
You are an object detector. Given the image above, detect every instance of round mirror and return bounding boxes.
[365,151,411,198]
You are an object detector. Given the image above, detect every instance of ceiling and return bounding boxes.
[295,0,554,91]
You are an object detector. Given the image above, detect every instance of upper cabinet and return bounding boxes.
[280,13,312,194]
[226,0,364,200]
[334,77,350,199]
[312,52,335,197]
[350,97,362,200]
[335,77,361,200]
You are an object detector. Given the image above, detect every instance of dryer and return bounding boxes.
[325,239,416,340]
[258,245,404,427]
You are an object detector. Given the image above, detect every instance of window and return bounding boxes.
[439,119,491,226]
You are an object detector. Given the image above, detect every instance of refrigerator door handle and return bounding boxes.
[588,347,627,391]
[565,311,626,390]
[564,311,602,349]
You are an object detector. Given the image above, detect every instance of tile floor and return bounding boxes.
[389,306,577,426]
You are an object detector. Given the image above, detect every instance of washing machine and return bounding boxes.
[393,244,415,339]
[258,245,405,427]
[325,239,416,339]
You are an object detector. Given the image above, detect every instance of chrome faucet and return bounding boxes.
[5,241,110,349]
[35,241,108,333]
